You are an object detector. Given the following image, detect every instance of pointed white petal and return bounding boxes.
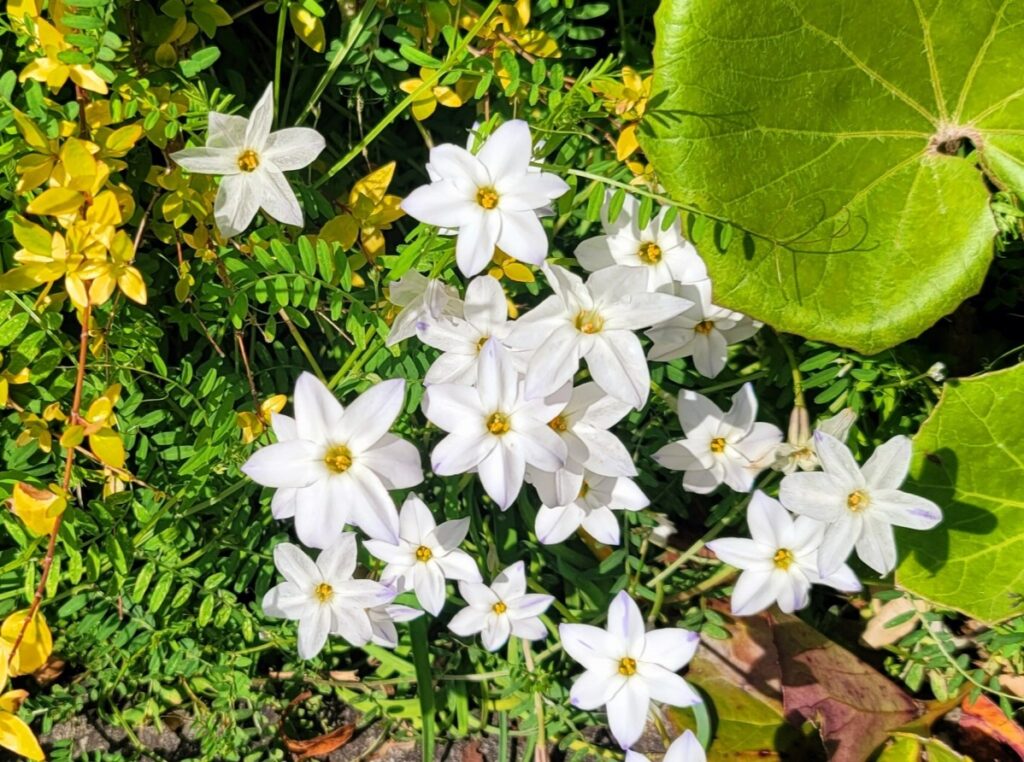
[274,542,320,588]
[478,443,525,510]
[347,469,400,543]
[581,506,620,545]
[523,324,581,401]
[817,513,861,576]
[862,435,912,489]
[607,590,645,654]
[207,111,248,148]
[448,605,489,636]
[729,568,780,616]
[559,623,618,668]
[170,146,239,175]
[422,384,485,434]
[262,582,308,620]
[496,210,549,265]
[296,605,331,659]
[870,489,942,529]
[242,440,322,487]
[642,628,699,672]
[569,667,625,711]
[586,332,650,409]
[854,518,898,575]
[316,533,357,581]
[607,678,650,750]
[359,434,423,489]
[477,119,531,181]
[455,211,500,277]
[431,431,494,475]
[402,180,478,228]
[413,562,448,615]
[293,371,345,443]
[464,275,507,330]
[293,480,347,548]
[214,173,260,237]
[813,431,864,487]
[257,168,303,227]
[436,549,482,582]
[779,472,847,522]
[481,614,513,651]
[263,127,325,170]
[705,537,769,571]
[638,663,701,707]
[337,378,406,452]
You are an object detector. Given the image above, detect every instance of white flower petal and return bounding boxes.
[477,339,518,412]
[347,468,400,543]
[569,667,625,711]
[559,623,618,668]
[242,439,322,487]
[262,582,308,620]
[464,274,507,330]
[315,533,357,581]
[607,678,650,749]
[523,324,581,401]
[478,443,526,510]
[293,371,345,443]
[477,119,531,180]
[692,329,729,378]
[491,561,527,600]
[423,384,485,434]
[870,489,942,529]
[814,431,864,487]
[412,562,448,615]
[431,431,495,475]
[402,180,479,228]
[499,171,568,209]
[331,607,374,647]
[536,503,584,544]
[496,209,549,265]
[510,616,548,641]
[817,513,861,576]
[448,604,488,636]
[581,506,620,545]
[436,550,482,582]
[263,127,325,170]
[398,493,437,541]
[244,83,275,150]
[862,435,912,489]
[607,590,645,655]
[729,568,779,616]
[337,378,406,452]
[293,480,347,548]
[257,168,304,227]
[639,663,701,707]
[481,613,512,651]
[214,173,260,237]
[359,434,423,490]
[586,332,650,409]
[207,111,248,148]
[666,731,706,762]
[642,628,699,673]
[779,471,847,522]
[296,604,331,659]
[455,209,500,277]
[854,518,898,575]
[705,537,769,571]
[170,146,239,175]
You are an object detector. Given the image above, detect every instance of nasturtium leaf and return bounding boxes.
[642,0,1024,353]
[897,363,1024,624]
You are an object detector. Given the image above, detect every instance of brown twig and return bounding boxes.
[7,305,91,664]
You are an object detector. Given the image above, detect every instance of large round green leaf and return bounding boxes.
[897,363,1024,624]
[641,0,1024,353]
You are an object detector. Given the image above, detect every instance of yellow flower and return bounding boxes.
[9,482,67,537]
[87,229,147,306]
[62,385,125,469]
[319,162,405,262]
[0,684,44,761]
[18,17,108,94]
[236,394,287,444]
[592,67,653,161]
[0,610,49,760]
[399,67,472,121]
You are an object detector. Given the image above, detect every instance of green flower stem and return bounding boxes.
[409,616,436,762]
[522,639,547,760]
[313,0,503,189]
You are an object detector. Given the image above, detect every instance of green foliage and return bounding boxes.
[898,363,1024,623]
[641,0,1024,353]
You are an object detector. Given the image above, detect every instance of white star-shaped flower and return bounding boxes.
[448,561,554,651]
[401,120,569,276]
[422,340,567,510]
[652,383,782,494]
[575,193,707,290]
[169,83,325,237]
[645,280,761,379]
[262,535,396,659]
[532,469,649,546]
[364,494,482,615]
[386,271,464,347]
[506,264,689,409]
[418,274,517,385]
[779,432,943,576]
[241,372,423,547]
[560,591,701,750]
[706,491,861,616]
[625,731,706,762]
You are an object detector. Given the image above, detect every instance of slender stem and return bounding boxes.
[8,304,91,664]
[278,308,327,383]
[522,640,548,762]
[409,617,436,762]
[273,1,288,122]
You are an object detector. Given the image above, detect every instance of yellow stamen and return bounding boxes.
[324,444,353,473]
[773,548,794,570]
[476,187,499,209]
[574,310,604,334]
[415,545,433,562]
[486,412,511,435]
[637,241,662,264]
[710,437,726,454]
[578,481,590,499]
[548,415,568,433]
[695,320,714,335]
[314,582,334,602]
[237,149,260,172]
[618,657,637,676]
[476,335,490,351]
[847,490,868,512]
[492,601,507,615]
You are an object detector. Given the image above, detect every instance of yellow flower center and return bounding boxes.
[710,437,726,454]
[237,149,260,172]
[415,545,433,562]
[314,582,334,602]
[486,412,511,435]
[773,548,795,570]
[492,601,507,615]
[637,241,662,264]
[695,320,715,335]
[578,481,590,499]
[476,187,500,209]
[548,415,568,433]
[574,310,604,334]
[618,657,637,676]
[476,335,490,351]
[324,444,353,474]
[847,490,868,512]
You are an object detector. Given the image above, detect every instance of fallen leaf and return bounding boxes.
[770,612,924,762]
[278,690,356,761]
[958,694,1024,759]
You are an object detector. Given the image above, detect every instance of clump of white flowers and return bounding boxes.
[233,117,944,753]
